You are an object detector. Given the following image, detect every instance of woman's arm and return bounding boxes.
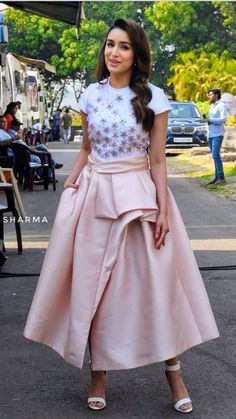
[64,112,91,189]
[149,111,169,249]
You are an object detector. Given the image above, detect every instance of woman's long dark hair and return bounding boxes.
[96,19,155,132]
[3,102,18,117]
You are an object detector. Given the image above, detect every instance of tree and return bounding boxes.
[145,2,232,56]
[5,8,68,64]
[5,1,236,101]
[4,3,196,92]
[55,19,108,88]
[145,1,236,91]
[215,1,236,57]
[169,50,236,101]
[216,1,236,32]
[83,1,152,26]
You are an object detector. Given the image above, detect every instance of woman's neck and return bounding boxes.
[109,73,131,89]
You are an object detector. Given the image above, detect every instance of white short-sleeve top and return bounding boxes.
[78,78,172,160]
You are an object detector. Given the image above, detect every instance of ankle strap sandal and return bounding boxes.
[88,361,106,411]
[165,361,193,414]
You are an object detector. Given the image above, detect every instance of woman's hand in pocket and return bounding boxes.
[64,181,79,190]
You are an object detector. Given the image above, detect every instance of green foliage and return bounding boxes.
[4,1,236,103]
[146,1,236,90]
[169,50,236,101]
[215,1,236,31]
[71,112,82,126]
[196,101,210,116]
[57,20,108,83]
[5,8,68,64]
[225,115,236,127]
[83,1,152,25]
[5,3,154,85]
[225,166,236,176]
[146,1,233,56]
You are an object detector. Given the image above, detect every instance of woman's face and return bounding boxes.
[104,28,134,77]
[12,105,18,114]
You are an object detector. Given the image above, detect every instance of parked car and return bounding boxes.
[166,101,208,148]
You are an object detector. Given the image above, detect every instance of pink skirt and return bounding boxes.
[24,154,219,370]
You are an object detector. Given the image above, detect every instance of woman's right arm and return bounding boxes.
[64,112,91,189]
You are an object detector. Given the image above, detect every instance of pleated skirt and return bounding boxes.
[24,154,219,370]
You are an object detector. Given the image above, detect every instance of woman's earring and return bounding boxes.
[134,61,137,67]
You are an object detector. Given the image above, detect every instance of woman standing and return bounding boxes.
[3,102,18,131]
[24,19,219,414]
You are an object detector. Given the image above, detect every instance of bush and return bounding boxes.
[196,101,210,117]
[226,115,236,127]
[71,113,82,126]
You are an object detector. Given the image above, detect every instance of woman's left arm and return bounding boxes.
[149,111,169,249]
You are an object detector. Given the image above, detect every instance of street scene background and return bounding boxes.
[0,2,236,418]
[1,143,236,418]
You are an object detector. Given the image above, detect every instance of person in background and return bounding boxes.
[0,116,18,149]
[31,119,43,144]
[0,119,63,183]
[8,120,44,176]
[3,102,18,131]
[22,128,30,145]
[207,88,228,185]
[52,109,62,142]
[16,101,23,124]
[42,116,53,142]
[9,120,63,170]
[61,108,73,144]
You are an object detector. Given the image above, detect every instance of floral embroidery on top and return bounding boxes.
[85,82,151,160]
[116,95,123,102]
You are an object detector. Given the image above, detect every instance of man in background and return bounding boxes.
[207,89,228,185]
[61,108,72,144]
[0,116,19,149]
[52,109,62,142]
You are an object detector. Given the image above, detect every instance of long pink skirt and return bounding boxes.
[24,154,219,370]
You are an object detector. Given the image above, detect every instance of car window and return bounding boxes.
[169,104,201,118]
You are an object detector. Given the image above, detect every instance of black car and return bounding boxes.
[166,101,208,148]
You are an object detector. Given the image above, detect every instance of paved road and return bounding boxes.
[1,144,236,419]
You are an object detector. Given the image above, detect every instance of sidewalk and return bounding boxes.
[1,144,236,418]
[167,146,236,200]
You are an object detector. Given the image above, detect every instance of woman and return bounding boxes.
[24,19,219,414]
[3,102,18,131]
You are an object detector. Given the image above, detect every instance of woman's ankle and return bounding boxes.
[165,357,179,366]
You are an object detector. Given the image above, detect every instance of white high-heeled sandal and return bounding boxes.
[165,361,193,414]
[88,396,106,411]
[88,361,106,411]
